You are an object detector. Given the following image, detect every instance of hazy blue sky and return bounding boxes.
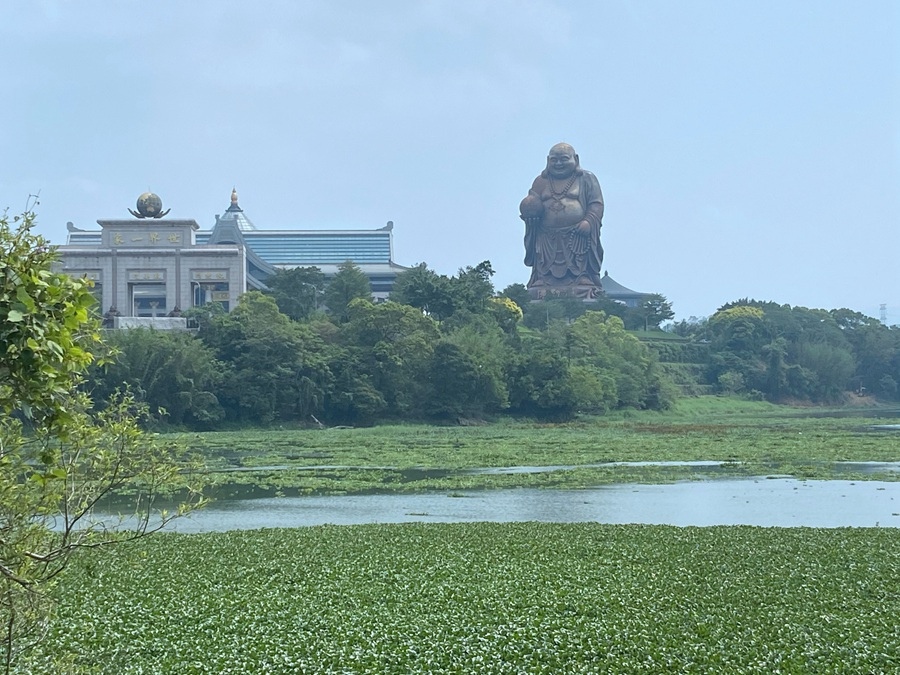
[2,1,898,321]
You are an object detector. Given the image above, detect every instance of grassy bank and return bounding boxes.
[32,523,900,673]
[167,397,900,495]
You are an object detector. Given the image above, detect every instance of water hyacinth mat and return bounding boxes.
[37,523,900,674]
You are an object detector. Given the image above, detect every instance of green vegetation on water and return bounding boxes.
[31,523,900,673]
[167,399,900,496]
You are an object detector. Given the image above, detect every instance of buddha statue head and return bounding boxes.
[544,143,580,179]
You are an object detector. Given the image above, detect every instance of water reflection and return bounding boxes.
[159,479,899,533]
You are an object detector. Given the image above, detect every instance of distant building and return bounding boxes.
[599,271,652,307]
[58,190,409,322]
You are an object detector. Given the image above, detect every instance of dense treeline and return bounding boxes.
[86,263,900,429]
[670,300,900,402]
[87,262,675,428]
[513,294,900,404]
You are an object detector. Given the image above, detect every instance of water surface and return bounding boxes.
[160,478,899,532]
[214,460,900,476]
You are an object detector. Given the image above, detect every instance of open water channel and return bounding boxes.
[158,474,899,532]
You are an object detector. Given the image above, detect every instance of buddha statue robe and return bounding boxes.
[522,167,604,298]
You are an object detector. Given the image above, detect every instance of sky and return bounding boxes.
[2,1,898,322]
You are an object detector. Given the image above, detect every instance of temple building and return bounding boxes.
[58,190,408,323]
[598,271,652,307]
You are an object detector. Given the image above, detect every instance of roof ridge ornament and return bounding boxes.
[226,187,243,213]
[128,192,170,219]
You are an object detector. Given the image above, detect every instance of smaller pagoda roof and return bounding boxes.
[216,188,257,231]
[206,191,275,286]
[600,271,649,301]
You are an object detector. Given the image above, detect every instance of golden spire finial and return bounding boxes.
[231,187,238,204]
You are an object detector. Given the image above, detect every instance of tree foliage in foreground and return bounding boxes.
[0,210,205,672]
[0,212,98,423]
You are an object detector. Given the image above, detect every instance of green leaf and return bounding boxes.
[15,285,36,311]
[7,309,24,322]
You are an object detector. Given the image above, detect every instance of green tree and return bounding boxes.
[567,363,618,413]
[89,328,225,427]
[760,337,787,400]
[392,261,496,327]
[878,374,898,399]
[0,210,204,671]
[448,261,495,316]
[636,293,675,331]
[703,300,870,401]
[390,263,455,321]
[425,341,494,419]
[265,266,326,322]
[1,212,98,423]
[486,296,523,334]
[324,347,388,425]
[709,305,767,352]
[831,309,896,395]
[717,370,746,395]
[706,305,769,393]
[324,261,372,323]
[197,292,333,423]
[429,320,513,418]
[794,342,856,402]
[499,283,531,314]
[567,311,674,410]
[341,299,440,417]
[506,335,578,419]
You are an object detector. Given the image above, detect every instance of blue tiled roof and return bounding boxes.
[67,229,394,266]
[66,232,101,246]
[195,232,392,266]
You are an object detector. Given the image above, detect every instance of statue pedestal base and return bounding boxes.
[527,283,603,301]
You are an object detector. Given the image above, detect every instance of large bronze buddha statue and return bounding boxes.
[519,143,604,299]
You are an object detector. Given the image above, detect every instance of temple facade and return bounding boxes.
[57,190,409,322]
